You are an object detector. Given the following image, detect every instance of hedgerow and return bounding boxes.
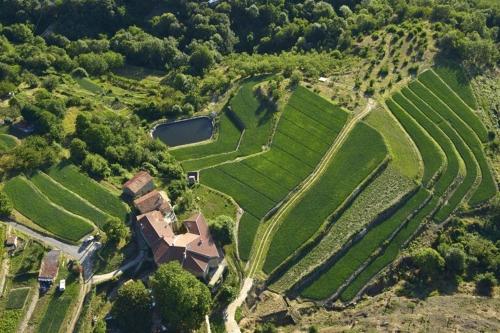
[418,70,487,142]
[300,188,431,300]
[4,177,94,242]
[30,171,111,228]
[264,122,388,274]
[47,162,128,220]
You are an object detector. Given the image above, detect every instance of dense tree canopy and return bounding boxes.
[150,262,212,332]
[111,280,153,333]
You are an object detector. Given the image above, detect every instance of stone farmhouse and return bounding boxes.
[122,171,155,197]
[124,172,223,280]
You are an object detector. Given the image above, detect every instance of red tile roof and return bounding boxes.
[39,250,61,281]
[123,171,153,194]
[133,190,172,214]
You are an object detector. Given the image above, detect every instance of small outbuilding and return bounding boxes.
[38,250,61,285]
[5,235,18,249]
[123,171,155,197]
[58,279,66,292]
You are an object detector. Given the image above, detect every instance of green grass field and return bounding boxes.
[173,76,274,170]
[4,177,94,242]
[202,86,349,260]
[300,188,430,300]
[263,122,388,274]
[47,162,128,220]
[0,134,18,152]
[433,65,476,109]
[6,288,30,310]
[386,99,443,186]
[410,80,496,205]
[238,213,261,261]
[339,196,439,302]
[30,171,111,228]
[418,70,487,142]
[271,166,415,293]
[395,90,461,196]
[73,77,104,94]
[365,107,421,180]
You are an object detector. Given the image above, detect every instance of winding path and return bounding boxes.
[224,99,376,333]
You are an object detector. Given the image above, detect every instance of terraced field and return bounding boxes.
[4,163,127,242]
[4,177,95,242]
[201,86,349,260]
[262,66,496,303]
[173,76,275,170]
[263,122,388,274]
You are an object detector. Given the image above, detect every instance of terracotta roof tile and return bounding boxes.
[133,190,172,214]
[123,171,153,194]
[39,250,60,280]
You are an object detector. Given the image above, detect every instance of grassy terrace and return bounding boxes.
[202,86,348,260]
[385,99,443,186]
[409,80,496,205]
[300,188,431,300]
[47,162,128,221]
[270,166,415,293]
[263,122,388,274]
[29,171,111,228]
[433,65,476,109]
[173,76,274,170]
[392,90,460,196]
[404,86,478,221]
[419,70,487,142]
[339,196,439,302]
[4,177,94,242]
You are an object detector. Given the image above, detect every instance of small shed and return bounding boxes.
[123,171,155,197]
[38,250,61,284]
[187,171,199,185]
[5,235,18,249]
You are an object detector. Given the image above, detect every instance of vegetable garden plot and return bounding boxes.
[4,177,94,242]
[30,171,110,228]
[409,81,495,205]
[6,288,30,309]
[418,70,487,142]
[300,188,431,300]
[264,122,388,274]
[386,99,443,186]
[48,162,128,220]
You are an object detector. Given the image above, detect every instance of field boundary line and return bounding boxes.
[37,171,113,221]
[22,176,97,229]
[248,98,376,278]
[266,157,390,287]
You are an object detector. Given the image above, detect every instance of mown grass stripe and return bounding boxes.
[238,212,261,261]
[433,65,476,109]
[47,162,128,220]
[241,158,301,191]
[284,104,341,137]
[395,90,460,196]
[30,171,111,228]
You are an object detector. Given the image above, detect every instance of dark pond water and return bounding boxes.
[152,117,213,147]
